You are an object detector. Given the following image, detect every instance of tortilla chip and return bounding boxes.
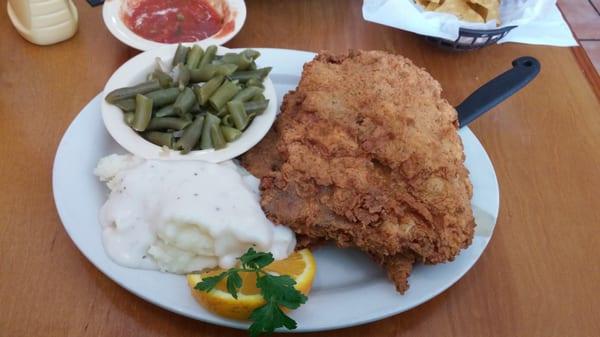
[434,0,485,23]
[469,0,500,23]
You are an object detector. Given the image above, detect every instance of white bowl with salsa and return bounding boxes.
[102,0,246,50]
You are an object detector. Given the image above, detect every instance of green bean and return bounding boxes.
[191,102,203,114]
[210,123,227,149]
[150,69,173,88]
[172,44,189,66]
[221,125,242,142]
[146,117,191,131]
[245,78,264,89]
[219,53,253,70]
[248,61,257,70]
[132,94,153,131]
[143,131,173,147]
[105,80,161,103]
[227,101,249,130]
[198,45,217,70]
[175,63,190,89]
[113,98,136,112]
[173,87,196,117]
[222,114,233,127]
[244,99,270,114]
[231,86,264,103]
[189,64,237,82]
[200,113,220,149]
[189,65,216,83]
[228,67,272,82]
[124,112,134,126]
[208,80,241,111]
[241,49,260,60]
[251,93,266,102]
[146,87,180,108]
[155,104,176,118]
[215,64,238,76]
[174,116,204,154]
[194,75,224,105]
[215,105,229,117]
[185,45,204,69]
[182,112,194,121]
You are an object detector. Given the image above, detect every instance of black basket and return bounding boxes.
[426,26,517,51]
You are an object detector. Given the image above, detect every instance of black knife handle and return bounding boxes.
[456,56,540,127]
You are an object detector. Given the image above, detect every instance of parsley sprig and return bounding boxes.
[194,248,308,336]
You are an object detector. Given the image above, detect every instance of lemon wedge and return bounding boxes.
[187,249,316,320]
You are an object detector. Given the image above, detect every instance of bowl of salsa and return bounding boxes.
[103,0,246,50]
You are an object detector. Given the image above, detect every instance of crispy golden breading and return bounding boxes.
[241,118,413,293]
[241,50,475,292]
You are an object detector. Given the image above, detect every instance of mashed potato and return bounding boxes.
[94,154,296,274]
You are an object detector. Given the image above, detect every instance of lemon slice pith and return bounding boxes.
[187,249,316,320]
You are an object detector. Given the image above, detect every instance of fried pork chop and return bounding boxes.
[241,50,475,292]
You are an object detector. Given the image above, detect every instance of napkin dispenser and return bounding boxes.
[7,0,79,45]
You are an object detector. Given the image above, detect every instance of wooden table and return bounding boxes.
[1,1,599,336]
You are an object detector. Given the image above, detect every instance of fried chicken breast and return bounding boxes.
[241,50,475,292]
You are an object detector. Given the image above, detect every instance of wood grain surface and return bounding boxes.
[1,1,599,336]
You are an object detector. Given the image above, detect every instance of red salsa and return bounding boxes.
[123,0,224,43]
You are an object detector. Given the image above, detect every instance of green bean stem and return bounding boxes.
[132,94,153,131]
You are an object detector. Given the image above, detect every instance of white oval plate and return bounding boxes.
[102,45,277,162]
[53,49,499,332]
[102,0,246,51]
